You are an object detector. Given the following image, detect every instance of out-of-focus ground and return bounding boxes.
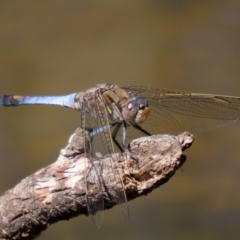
[1,1,240,239]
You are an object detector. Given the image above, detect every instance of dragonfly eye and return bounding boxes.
[121,97,149,123]
[121,100,139,121]
[128,103,133,110]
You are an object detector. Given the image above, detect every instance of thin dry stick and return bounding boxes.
[0,129,194,240]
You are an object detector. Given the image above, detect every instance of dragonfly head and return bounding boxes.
[122,97,149,124]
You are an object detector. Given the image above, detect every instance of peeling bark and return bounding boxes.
[0,129,194,240]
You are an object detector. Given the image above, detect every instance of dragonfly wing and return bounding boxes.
[80,104,104,228]
[89,93,129,220]
[85,159,104,228]
[121,86,240,134]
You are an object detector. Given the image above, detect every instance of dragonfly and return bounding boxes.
[1,83,240,226]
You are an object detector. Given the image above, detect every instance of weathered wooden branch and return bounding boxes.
[0,129,194,240]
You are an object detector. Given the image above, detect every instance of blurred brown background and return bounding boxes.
[1,0,240,239]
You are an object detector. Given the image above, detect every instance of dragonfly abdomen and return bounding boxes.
[0,93,77,109]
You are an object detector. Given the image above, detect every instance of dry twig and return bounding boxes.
[0,129,194,240]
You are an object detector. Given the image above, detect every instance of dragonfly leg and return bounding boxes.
[111,122,133,154]
[111,123,124,152]
[111,122,139,160]
[122,122,139,161]
[130,122,151,136]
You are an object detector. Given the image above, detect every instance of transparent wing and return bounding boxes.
[85,159,104,228]
[87,94,129,220]
[80,102,104,228]
[121,86,240,134]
